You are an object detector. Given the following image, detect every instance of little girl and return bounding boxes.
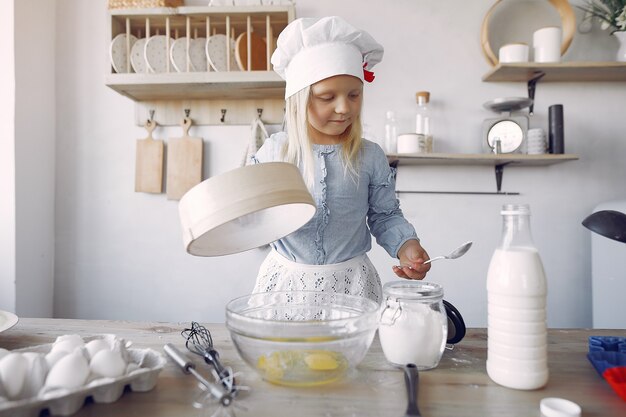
[251,16,430,303]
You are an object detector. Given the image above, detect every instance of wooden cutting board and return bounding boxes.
[135,119,164,193]
[166,117,203,200]
[235,31,267,71]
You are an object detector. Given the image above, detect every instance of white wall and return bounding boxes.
[45,0,626,327]
[0,0,16,312]
[12,0,56,318]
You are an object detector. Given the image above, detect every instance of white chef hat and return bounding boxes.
[271,16,384,98]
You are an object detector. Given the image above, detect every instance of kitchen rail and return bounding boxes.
[1,319,623,417]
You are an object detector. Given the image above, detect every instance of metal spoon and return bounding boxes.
[402,363,422,417]
[423,241,473,265]
[395,241,473,269]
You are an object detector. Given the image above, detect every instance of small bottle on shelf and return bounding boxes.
[415,91,433,153]
[384,110,398,154]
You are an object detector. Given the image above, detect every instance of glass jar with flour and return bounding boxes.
[378,281,447,369]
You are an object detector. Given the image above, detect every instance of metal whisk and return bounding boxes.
[182,321,234,392]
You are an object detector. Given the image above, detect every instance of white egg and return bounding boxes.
[89,349,126,378]
[45,352,89,389]
[45,349,68,369]
[51,334,84,355]
[21,353,48,398]
[85,339,109,360]
[0,353,29,399]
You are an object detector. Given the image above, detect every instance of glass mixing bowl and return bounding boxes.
[225,291,379,387]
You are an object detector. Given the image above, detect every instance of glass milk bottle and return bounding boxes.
[379,281,447,370]
[486,204,548,390]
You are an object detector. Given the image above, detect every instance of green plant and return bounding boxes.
[578,0,626,32]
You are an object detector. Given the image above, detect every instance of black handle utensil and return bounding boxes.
[403,363,423,417]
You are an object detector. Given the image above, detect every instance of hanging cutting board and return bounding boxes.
[166,117,203,200]
[135,119,164,193]
[235,31,267,71]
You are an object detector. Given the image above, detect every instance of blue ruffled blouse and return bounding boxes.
[252,132,418,265]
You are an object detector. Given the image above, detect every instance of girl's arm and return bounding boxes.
[365,142,431,280]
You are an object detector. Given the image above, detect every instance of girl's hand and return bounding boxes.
[393,240,431,280]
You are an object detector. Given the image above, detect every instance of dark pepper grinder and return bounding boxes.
[549,104,564,154]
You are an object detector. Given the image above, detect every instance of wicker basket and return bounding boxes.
[108,0,184,9]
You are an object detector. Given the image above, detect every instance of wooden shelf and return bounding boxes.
[105,5,294,124]
[387,153,579,167]
[105,71,285,101]
[388,153,579,194]
[482,62,626,82]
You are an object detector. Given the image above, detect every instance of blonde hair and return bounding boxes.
[283,86,363,190]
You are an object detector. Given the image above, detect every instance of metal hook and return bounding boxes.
[148,109,155,123]
[220,109,227,123]
[257,108,263,119]
[184,108,191,118]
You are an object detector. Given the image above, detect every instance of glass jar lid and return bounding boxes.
[383,281,443,300]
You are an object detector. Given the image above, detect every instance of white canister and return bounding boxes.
[533,27,562,63]
[499,43,529,63]
[396,133,429,154]
[396,133,420,154]
[378,281,447,370]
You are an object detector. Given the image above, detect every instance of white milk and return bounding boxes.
[487,247,548,390]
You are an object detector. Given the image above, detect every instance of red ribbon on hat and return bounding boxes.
[363,63,375,83]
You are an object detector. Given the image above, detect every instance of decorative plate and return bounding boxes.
[170,37,196,72]
[0,310,18,333]
[110,33,138,73]
[235,31,268,71]
[145,35,176,73]
[189,38,208,72]
[206,34,239,72]
[130,38,149,73]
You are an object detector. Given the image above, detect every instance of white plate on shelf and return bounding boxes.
[145,35,175,73]
[130,38,149,73]
[0,310,18,333]
[170,37,208,72]
[110,33,138,73]
[170,38,195,72]
[189,38,208,72]
[206,34,239,72]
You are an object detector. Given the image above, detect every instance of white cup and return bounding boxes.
[533,27,562,62]
[498,43,529,63]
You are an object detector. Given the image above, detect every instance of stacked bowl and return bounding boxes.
[527,128,547,154]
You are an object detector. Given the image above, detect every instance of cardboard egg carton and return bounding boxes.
[0,334,166,417]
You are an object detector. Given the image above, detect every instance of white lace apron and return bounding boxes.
[252,249,382,304]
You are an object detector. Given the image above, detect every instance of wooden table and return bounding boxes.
[1,319,624,417]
